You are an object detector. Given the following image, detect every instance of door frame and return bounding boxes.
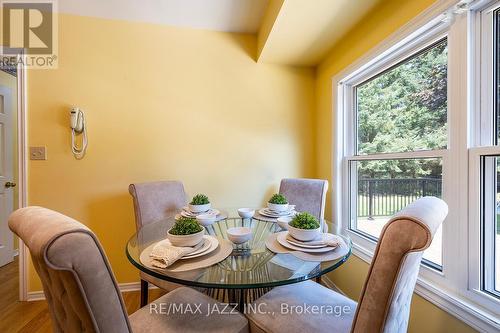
[14,55,28,301]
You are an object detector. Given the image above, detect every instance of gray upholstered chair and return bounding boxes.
[129,181,187,306]
[246,196,448,333]
[9,206,249,333]
[279,178,328,222]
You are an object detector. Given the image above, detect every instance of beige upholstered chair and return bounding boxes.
[128,180,187,230]
[9,206,249,333]
[279,178,328,221]
[246,196,448,333]
[129,181,187,306]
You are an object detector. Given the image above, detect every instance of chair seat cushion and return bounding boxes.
[246,280,356,333]
[129,287,249,333]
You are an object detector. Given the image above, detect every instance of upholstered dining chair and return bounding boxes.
[279,178,328,222]
[9,206,249,333]
[129,180,187,306]
[246,196,448,333]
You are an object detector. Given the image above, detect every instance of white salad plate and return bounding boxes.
[276,232,336,253]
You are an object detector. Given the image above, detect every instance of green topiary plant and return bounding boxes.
[169,217,203,235]
[190,194,210,205]
[268,193,288,204]
[289,212,320,230]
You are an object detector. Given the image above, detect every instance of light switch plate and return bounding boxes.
[30,146,47,160]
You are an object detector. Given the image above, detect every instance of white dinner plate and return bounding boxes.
[181,208,220,218]
[285,233,340,249]
[181,236,219,259]
[276,232,337,253]
[139,236,220,268]
[258,208,296,218]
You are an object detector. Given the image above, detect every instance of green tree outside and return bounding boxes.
[356,40,448,179]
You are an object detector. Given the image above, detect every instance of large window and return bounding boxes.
[335,0,500,329]
[349,39,448,267]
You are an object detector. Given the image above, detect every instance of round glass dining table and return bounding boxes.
[126,216,352,308]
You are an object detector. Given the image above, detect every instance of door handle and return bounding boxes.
[5,182,16,188]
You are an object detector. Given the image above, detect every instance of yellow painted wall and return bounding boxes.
[0,69,18,250]
[318,0,476,332]
[27,14,315,291]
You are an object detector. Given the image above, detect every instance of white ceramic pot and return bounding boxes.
[267,202,289,212]
[226,227,252,244]
[237,208,255,219]
[189,203,211,213]
[196,213,217,226]
[287,223,321,242]
[167,227,205,247]
[277,217,292,230]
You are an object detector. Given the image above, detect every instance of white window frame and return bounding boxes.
[332,0,500,331]
[469,147,500,304]
[468,0,500,318]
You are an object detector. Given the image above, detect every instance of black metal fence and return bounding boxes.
[358,178,442,218]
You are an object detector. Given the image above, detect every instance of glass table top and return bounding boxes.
[126,217,351,289]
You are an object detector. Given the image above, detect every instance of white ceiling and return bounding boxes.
[58,0,269,33]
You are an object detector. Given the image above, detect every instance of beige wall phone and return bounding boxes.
[70,107,88,159]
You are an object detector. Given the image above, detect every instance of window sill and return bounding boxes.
[350,243,500,333]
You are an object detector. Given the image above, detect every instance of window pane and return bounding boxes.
[481,155,500,295]
[496,159,499,293]
[356,39,448,155]
[495,8,500,143]
[493,9,500,293]
[350,158,443,267]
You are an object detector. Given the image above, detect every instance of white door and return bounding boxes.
[0,85,14,267]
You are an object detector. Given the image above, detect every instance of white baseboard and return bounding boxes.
[118,282,143,293]
[27,290,45,301]
[27,281,158,301]
[118,281,158,293]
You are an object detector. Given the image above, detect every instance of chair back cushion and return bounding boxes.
[351,196,448,333]
[128,180,187,230]
[9,207,131,333]
[279,178,328,221]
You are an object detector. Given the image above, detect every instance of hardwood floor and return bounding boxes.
[0,257,165,333]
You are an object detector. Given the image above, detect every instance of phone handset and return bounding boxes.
[70,107,88,159]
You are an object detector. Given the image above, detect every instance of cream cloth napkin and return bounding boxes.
[149,240,204,269]
[285,233,340,248]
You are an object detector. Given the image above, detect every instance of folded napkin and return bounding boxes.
[286,233,340,248]
[150,240,204,269]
